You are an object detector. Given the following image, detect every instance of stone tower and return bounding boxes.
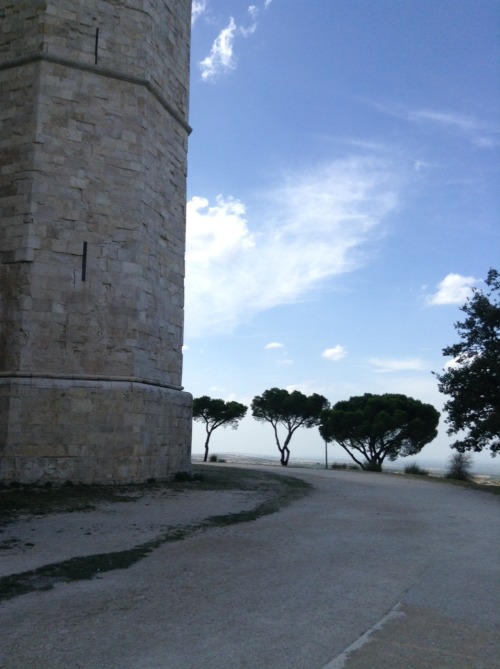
[0,0,193,482]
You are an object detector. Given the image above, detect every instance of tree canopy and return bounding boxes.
[435,268,500,456]
[192,396,247,462]
[251,387,329,466]
[319,393,440,471]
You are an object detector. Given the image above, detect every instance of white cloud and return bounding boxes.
[407,110,500,147]
[191,0,207,26]
[409,109,478,131]
[443,352,478,371]
[248,5,258,20]
[199,17,238,80]
[426,273,478,306]
[404,107,498,148]
[443,356,461,371]
[185,157,399,337]
[322,345,347,362]
[186,195,254,262]
[198,1,271,80]
[239,7,258,37]
[285,381,325,395]
[369,101,499,148]
[265,341,291,363]
[369,357,428,373]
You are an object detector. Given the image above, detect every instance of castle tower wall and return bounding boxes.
[0,0,193,482]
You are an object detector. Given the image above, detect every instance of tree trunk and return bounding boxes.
[203,433,211,462]
[365,457,382,472]
[280,446,290,466]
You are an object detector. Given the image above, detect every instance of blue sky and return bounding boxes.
[183,0,499,471]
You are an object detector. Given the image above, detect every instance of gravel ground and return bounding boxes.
[0,465,498,669]
[0,488,264,577]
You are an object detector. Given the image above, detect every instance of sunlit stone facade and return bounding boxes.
[0,0,192,482]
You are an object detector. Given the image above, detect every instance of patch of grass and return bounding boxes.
[404,463,430,476]
[0,466,311,602]
[330,462,360,471]
[397,470,500,495]
[0,483,138,529]
[440,477,500,495]
[0,528,188,602]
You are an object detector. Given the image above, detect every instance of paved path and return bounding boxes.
[1,466,499,668]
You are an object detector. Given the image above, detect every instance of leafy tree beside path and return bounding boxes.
[435,268,500,456]
[192,396,247,462]
[251,388,329,466]
[319,393,440,471]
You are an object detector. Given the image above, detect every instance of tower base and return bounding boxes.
[0,378,192,484]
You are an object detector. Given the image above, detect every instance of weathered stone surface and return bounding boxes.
[0,378,192,483]
[0,0,192,482]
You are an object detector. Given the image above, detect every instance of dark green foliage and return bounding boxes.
[251,388,329,466]
[319,393,440,471]
[404,463,430,476]
[435,269,500,456]
[192,396,247,462]
[330,462,360,471]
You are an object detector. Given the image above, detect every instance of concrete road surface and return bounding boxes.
[1,466,498,669]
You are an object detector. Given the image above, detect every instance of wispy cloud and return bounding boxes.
[265,342,284,349]
[191,0,207,26]
[369,357,428,373]
[370,101,499,148]
[265,341,291,364]
[426,273,478,306]
[185,156,399,337]
[198,2,270,80]
[199,17,238,80]
[408,109,499,148]
[322,346,347,362]
[285,381,328,396]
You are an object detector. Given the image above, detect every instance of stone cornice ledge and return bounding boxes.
[0,53,192,135]
[0,371,184,392]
